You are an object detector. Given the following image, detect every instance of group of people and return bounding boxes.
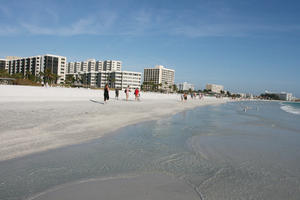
[103,84,140,103]
[181,92,203,102]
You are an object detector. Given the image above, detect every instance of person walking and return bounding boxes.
[134,88,140,101]
[125,85,130,101]
[104,84,109,103]
[115,88,119,100]
[184,93,187,102]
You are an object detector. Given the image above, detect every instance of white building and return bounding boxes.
[103,60,122,71]
[67,62,75,74]
[70,59,140,89]
[143,65,175,91]
[206,84,224,93]
[178,82,194,91]
[96,61,103,72]
[0,59,8,71]
[4,54,66,84]
[266,91,293,101]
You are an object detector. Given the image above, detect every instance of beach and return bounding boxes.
[0,91,300,200]
[0,85,228,162]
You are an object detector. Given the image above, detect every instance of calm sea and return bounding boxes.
[0,101,300,200]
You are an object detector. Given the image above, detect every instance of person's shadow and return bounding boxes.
[89,99,105,104]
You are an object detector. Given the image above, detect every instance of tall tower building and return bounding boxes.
[143,65,175,91]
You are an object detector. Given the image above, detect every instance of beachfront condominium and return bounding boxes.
[103,60,122,71]
[143,65,175,91]
[93,71,141,89]
[206,84,224,93]
[71,59,141,89]
[3,54,66,84]
[266,91,293,101]
[67,60,116,74]
[0,59,9,71]
[178,82,195,91]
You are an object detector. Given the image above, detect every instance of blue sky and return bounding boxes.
[1,0,300,96]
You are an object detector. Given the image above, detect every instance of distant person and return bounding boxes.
[115,88,119,100]
[180,94,184,101]
[104,84,109,103]
[190,93,193,99]
[125,85,130,101]
[134,88,140,101]
[184,93,188,102]
[199,92,202,100]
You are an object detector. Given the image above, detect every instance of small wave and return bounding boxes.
[280,104,300,115]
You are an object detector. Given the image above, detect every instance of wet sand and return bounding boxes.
[29,174,200,200]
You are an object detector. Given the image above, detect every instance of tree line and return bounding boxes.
[0,68,60,86]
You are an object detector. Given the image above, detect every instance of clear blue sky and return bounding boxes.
[1,0,300,96]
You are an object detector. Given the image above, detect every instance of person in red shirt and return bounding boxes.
[134,88,140,101]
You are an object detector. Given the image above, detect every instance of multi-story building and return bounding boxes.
[178,82,194,91]
[87,59,96,72]
[4,54,66,84]
[143,65,175,91]
[67,62,75,74]
[103,60,122,71]
[266,91,293,101]
[206,84,224,93]
[69,59,140,89]
[0,59,8,71]
[82,72,98,87]
[96,61,103,72]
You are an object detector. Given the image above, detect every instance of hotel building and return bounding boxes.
[206,84,224,93]
[143,65,175,91]
[2,54,66,84]
[70,59,141,89]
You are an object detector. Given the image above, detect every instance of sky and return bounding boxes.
[0,0,300,96]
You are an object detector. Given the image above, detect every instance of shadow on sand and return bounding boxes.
[89,99,105,104]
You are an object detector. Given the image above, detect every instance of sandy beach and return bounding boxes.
[0,85,228,161]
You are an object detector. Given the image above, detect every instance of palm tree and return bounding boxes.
[40,68,58,85]
[172,84,178,93]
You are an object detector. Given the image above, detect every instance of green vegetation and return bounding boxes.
[0,69,60,86]
[260,93,280,100]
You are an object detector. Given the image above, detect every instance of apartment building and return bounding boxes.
[206,84,224,93]
[103,60,121,71]
[96,61,103,72]
[70,59,140,89]
[67,62,75,74]
[0,59,8,70]
[143,65,175,91]
[3,54,66,84]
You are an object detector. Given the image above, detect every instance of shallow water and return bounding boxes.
[0,101,300,200]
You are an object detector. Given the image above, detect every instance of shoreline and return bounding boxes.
[0,85,230,161]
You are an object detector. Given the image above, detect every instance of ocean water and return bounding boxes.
[280,101,300,115]
[0,101,300,200]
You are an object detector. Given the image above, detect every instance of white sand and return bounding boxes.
[0,85,229,161]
